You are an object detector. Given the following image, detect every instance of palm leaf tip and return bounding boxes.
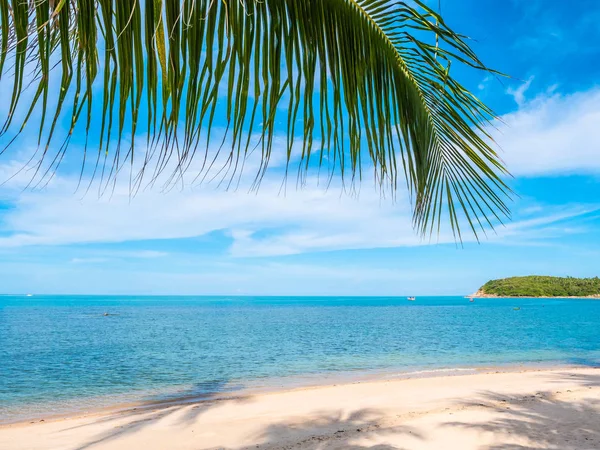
[0,0,510,239]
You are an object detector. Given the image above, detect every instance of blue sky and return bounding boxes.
[0,0,599,295]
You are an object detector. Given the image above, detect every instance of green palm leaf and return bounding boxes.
[0,0,510,239]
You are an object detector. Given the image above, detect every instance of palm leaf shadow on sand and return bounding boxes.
[73,405,416,450]
[66,371,600,450]
[249,408,423,450]
[443,372,600,450]
[71,379,252,450]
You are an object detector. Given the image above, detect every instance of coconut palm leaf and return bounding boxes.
[0,0,510,238]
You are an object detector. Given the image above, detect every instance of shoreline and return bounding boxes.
[0,361,585,427]
[1,365,599,449]
[469,293,600,299]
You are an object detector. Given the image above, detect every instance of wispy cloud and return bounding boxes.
[506,76,534,106]
[70,257,109,264]
[69,251,167,263]
[1,81,600,258]
[491,87,600,176]
[0,153,595,258]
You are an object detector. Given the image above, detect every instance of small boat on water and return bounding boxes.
[513,307,521,311]
[469,297,475,303]
[407,296,416,301]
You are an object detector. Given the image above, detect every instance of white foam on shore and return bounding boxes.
[400,367,476,375]
[390,367,477,379]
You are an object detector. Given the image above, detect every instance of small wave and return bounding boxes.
[398,367,476,376]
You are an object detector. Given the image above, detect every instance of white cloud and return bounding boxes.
[69,251,167,263]
[0,85,599,257]
[478,75,492,91]
[124,250,168,258]
[70,257,109,264]
[0,158,593,257]
[493,87,600,176]
[0,172,426,253]
[507,76,534,106]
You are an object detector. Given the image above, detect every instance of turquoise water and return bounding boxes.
[1,295,600,422]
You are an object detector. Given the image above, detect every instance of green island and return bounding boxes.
[473,276,600,298]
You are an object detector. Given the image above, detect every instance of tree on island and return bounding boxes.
[477,276,600,298]
[0,0,509,237]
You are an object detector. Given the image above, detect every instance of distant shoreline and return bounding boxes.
[470,292,600,299]
[473,275,600,299]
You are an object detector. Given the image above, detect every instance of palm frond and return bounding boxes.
[0,0,510,238]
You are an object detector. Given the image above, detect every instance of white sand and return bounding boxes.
[1,367,599,449]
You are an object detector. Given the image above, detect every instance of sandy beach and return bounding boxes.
[1,366,599,450]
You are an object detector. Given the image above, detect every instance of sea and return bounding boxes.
[1,295,599,423]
